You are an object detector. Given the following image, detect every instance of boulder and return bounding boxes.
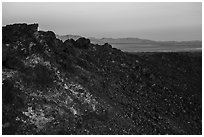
[75,37,90,49]
[103,43,112,49]
[64,39,76,47]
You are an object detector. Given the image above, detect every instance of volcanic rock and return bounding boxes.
[75,37,90,49]
[2,23,202,135]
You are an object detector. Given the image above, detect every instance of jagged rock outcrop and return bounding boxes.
[103,43,112,49]
[3,23,38,43]
[75,37,90,49]
[2,23,202,135]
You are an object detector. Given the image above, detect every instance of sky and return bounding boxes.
[2,2,202,41]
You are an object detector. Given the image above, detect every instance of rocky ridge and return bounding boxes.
[2,23,202,135]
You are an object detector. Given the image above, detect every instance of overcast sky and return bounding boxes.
[2,2,202,41]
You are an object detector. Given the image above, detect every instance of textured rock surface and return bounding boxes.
[2,23,202,135]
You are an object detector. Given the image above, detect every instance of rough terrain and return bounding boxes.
[2,23,202,135]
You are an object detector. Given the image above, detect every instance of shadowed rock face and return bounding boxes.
[75,37,90,49]
[2,23,202,135]
[3,23,38,43]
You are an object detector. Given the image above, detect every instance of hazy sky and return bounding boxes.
[2,2,202,41]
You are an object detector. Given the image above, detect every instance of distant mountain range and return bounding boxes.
[56,34,157,44]
[56,34,202,52]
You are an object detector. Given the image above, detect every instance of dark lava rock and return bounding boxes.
[103,43,112,49]
[2,23,202,135]
[64,39,76,47]
[75,37,90,49]
[3,23,38,43]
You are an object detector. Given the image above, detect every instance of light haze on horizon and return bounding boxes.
[2,2,202,41]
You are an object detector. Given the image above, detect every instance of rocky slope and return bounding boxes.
[2,23,202,135]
